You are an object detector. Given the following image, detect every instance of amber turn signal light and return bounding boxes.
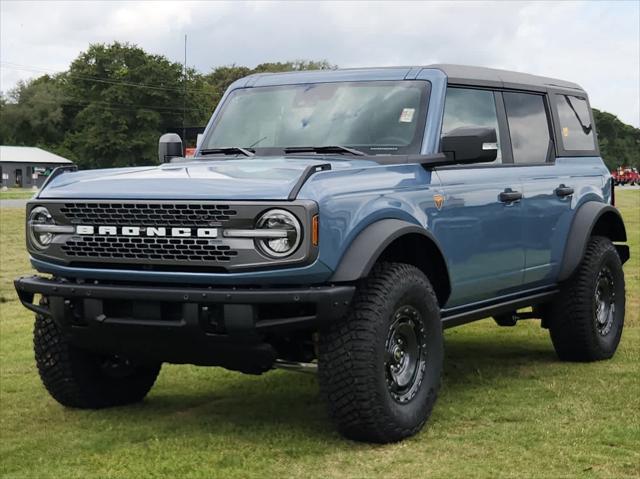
[312,215,319,246]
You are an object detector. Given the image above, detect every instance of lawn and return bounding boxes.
[1,192,638,479]
[0,189,36,201]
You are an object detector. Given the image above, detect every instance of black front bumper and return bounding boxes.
[14,275,354,372]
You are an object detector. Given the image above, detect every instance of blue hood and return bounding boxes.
[38,157,377,200]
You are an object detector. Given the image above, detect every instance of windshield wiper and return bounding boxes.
[284,145,366,156]
[199,147,255,157]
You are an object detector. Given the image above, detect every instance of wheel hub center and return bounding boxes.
[393,346,403,363]
[594,267,616,336]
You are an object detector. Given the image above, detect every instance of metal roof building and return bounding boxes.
[0,146,73,189]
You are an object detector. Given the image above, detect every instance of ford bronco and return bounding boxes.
[14,65,629,443]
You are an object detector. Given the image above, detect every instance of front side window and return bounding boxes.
[555,95,596,151]
[202,81,430,155]
[503,92,551,164]
[441,88,502,163]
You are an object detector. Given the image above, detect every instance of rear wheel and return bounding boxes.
[34,311,161,408]
[547,236,625,361]
[318,262,443,443]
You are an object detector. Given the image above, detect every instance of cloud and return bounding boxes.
[1,0,638,126]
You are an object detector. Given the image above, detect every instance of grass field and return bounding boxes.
[0,189,37,201]
[1,192,638,478]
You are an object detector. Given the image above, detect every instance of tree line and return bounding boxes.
[1,42,638,171]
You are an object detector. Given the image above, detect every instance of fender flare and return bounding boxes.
[330,219,448,283]
[558,202,628,281]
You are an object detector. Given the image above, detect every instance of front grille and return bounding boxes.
[33,200,315,271]
[61,236,239,262]
[59,203,237,227]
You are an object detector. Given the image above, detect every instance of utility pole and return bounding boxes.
[182,34,187,146]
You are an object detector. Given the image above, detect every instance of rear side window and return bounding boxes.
[503,92,551,164]
[442,88,501,163]
[555,95,596,151]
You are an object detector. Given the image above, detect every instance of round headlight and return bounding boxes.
[28,206,55,249]
[256,209,302,258]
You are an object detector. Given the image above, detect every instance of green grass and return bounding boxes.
[1,192,638,479]
[0,189,36,200]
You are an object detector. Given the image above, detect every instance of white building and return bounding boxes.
[0,146,74,188]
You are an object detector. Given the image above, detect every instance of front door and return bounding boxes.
[431,87,525,308]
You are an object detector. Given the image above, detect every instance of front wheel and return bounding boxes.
[547,236,625,361]
[318,262,443,443]
[34,312,161,409]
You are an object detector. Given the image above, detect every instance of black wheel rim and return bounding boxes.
[594,266,616,336]
[385,305,427,403]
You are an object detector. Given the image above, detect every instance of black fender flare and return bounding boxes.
[558,202,628,281]
[330,218,449,284]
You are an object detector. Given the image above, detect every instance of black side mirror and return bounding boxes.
[441,127,498,164]
[158,133,183,163]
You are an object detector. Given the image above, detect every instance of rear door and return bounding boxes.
[501,91,572,286]
[507,92,601,287]
[433,87,524,308]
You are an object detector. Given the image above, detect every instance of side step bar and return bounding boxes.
[441,288,558,329]
[273,359,318,374]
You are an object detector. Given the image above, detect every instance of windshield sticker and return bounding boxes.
[399,108,415,123]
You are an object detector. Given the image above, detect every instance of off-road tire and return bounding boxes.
[547,236,625,361]
[318,262,443,443]
[34,313,161,408]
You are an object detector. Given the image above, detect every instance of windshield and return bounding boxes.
[201,80,430,156]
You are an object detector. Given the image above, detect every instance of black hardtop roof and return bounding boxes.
[246,64,585,94]
[429,64,584,92]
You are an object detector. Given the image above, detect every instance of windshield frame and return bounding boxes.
[197,80,432,158]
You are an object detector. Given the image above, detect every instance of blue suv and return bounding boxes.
[15,65,629,443]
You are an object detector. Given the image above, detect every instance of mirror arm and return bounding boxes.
[415,153,457,168]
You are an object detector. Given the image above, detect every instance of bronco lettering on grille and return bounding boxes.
[75,225,218,238]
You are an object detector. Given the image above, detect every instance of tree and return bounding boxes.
[0,76,65,147]
[593,109,640,170]
[59,42,192,168]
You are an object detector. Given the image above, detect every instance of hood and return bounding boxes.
[38,157,378,200]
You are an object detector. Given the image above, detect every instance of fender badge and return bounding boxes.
[433,194,445,210]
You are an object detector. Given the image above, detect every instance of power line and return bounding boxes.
[0,61,213,94]
[1,62,185,92]
[66,95,205,112]
[4,96,205,114]
[8,93,204,112]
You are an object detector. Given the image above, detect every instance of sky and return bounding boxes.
[1,0,639,126]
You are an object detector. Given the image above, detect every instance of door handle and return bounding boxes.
[555,184,574,197]
[499,189,522,203]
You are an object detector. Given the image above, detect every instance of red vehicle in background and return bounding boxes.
[612,166,639,186]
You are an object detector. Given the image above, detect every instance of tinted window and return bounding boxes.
[503,92,551,164]
[442,88,501,163]
[555,95,596,151]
